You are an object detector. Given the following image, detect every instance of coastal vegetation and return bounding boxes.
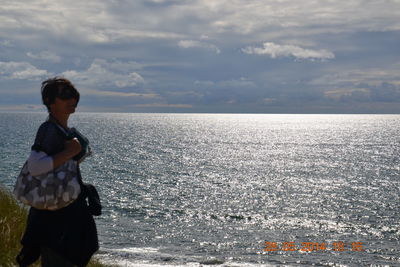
[0,186,110,267]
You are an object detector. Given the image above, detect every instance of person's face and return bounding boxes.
[50,97,78,115]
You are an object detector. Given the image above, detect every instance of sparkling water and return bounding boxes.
[1,112,399,266]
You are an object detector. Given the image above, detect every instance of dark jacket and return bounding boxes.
[17,121,99,267]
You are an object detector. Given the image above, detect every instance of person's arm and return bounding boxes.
[28,138,81,175]
[52,138,81,169]
[27,150,53,176]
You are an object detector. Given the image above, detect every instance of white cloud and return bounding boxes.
[0,0,183,46]
[311,67,400,87]
[219,77,257,88]
[195,77,256,88]
[324,88,370,100]
[0,61,50,80]
[98,28,184,42]
[205,0,400,35]
[194,80,215,86]
[178,40,221,54]
[83,88,158,98]
[1,0,399,48]
[1,0,399,46]
[96,59,143,73]
[62,59,145,89]
[27,51,61,63]
[242,42,335,60]
[0,39,13,47]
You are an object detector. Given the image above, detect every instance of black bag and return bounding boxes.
[84,183,102,216]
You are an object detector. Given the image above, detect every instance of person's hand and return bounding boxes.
[52,138,82,169]
[65,138,81,156]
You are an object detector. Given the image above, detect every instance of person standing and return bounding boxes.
[17,77,99,267]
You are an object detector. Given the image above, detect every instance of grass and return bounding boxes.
[0,186,113,267]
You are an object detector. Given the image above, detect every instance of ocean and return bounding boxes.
[1,112,399,266]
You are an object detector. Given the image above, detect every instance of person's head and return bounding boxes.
[41,77,80,114]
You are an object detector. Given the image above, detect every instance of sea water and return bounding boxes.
[1,112,399,266]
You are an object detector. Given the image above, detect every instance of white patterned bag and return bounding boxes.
[13,159,81,210]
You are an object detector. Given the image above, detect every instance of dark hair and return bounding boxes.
[41,77,80,112]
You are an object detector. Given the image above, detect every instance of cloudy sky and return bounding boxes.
[1,0,400,113]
